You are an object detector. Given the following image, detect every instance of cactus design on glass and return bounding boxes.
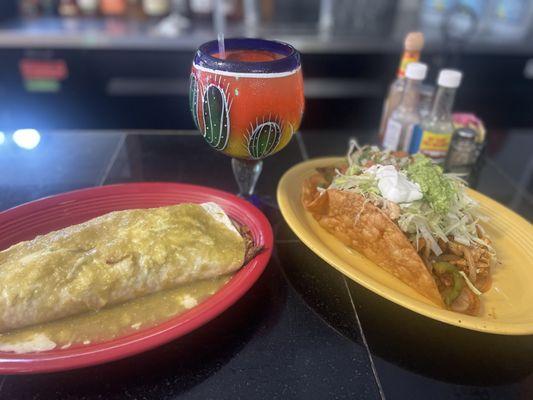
[189,73,199,129]
[202,83,230,151]
[246,119,282,159]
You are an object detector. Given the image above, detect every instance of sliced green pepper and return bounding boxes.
[434,262,464,306]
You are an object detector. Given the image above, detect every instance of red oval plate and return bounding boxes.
[0,183,273,374]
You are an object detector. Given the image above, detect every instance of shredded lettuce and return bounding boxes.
[330,145,492,256]
[397,177,484,254]
[330,170,380,196]
[459,271,482,295]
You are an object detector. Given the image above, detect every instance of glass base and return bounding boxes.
[231,158,263,197]
[231,158,281,214]
[245,193,279,210]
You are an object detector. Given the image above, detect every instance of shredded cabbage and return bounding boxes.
[330,145,493,256]
[459,271,482,295]
[397,177,484,254]
[330,170,380,196]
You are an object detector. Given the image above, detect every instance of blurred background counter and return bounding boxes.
[0,0,532,132]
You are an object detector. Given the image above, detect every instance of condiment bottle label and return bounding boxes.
[401,123,417,152]
[383,119,402,150]
[397,51,419,77]
[418,130,452,158]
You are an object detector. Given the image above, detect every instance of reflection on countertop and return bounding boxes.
[0,129,531,219]
[0,130,125,210]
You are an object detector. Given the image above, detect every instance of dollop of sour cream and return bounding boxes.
[366,165,422,204]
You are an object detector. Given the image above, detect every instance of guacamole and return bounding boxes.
[406,154,456,214]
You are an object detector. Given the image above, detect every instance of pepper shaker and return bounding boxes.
[444,127,478,177]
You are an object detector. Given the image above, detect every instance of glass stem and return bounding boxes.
[231,158,263,197]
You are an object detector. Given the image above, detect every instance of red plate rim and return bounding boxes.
[0,182,273,374]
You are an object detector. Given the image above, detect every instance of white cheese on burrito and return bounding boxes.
[0,333,56,354]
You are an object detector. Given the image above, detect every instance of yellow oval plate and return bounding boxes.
[278,157,533,335]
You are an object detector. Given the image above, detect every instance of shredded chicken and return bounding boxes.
[417,228,494,311]
[383,201,401,220]
[463,247,476,281]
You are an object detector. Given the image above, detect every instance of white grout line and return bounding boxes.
[0,376,6,395]
[344,277,387,400]
[98,133,127,186]
[295,132,309,160]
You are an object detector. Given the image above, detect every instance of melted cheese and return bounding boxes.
[0,333,56,354]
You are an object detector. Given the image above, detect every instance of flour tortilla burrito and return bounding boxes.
[0,203,259,333]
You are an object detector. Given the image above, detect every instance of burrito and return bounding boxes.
[302,143,496,315]
[0,202,258,332]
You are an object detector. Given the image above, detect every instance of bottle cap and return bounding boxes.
[405,62,427,80]
[438,69,462,88]
[404,32,424,52]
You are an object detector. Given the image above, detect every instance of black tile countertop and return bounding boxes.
[0,129,532,399]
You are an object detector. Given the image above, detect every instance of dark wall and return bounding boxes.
[0,47,532,132]
[0,1,17,21]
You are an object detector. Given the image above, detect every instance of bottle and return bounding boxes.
[58,0,79,16]
[187,0,241,22]
[378,32,424,143]
[127,0,145,19]
[101,0,127,15]
[409,69,463,161]
[142,0,170,17]
[188,0,213,20]
[77,0,99,15]
[382,62,427,152]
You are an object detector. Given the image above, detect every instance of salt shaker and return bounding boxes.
[444,127,478,176]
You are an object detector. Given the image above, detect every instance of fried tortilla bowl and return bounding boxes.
[302,178,444,308]
[278,157,533,335]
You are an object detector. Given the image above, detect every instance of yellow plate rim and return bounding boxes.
[277,156,533,335]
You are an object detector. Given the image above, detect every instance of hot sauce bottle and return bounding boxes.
[409,69,463,162]
[379,32,425,143]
